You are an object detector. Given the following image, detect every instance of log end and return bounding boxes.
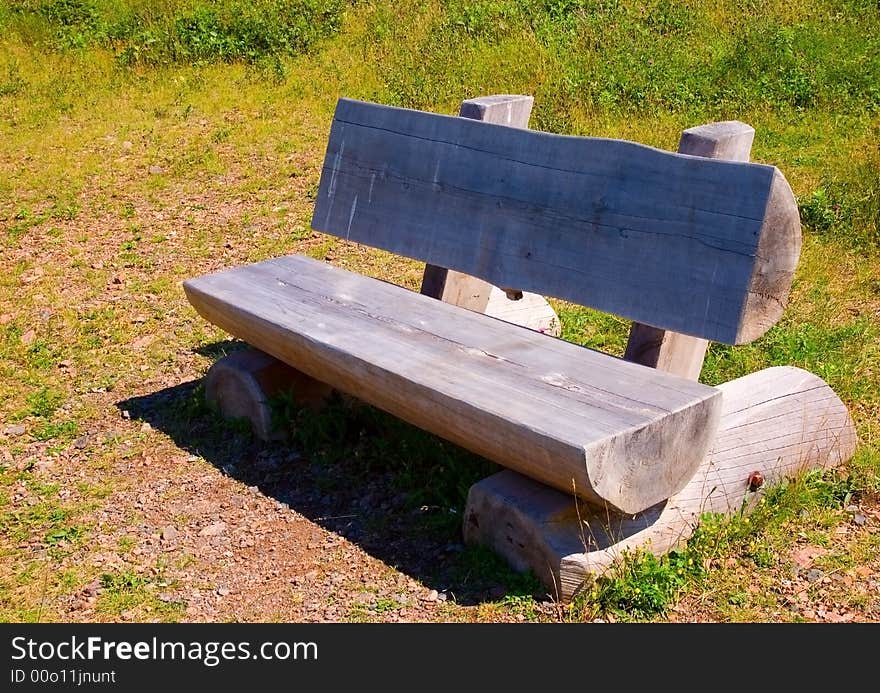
[586,387,724,515]
[737,169,803,344]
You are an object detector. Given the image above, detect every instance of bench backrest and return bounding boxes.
[311,98,802,345]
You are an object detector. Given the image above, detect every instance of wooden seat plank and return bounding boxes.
[185,254,722,514]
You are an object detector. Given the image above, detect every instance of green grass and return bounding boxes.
[1,0,348,65]
[95,569,184,621]
[274,393,499,520]
[1,0,878,622]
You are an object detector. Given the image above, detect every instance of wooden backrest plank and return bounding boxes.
[311,98,801,345]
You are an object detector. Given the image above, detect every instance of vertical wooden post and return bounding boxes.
[623,121,756,380]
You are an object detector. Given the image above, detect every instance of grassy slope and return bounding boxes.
[0,0,878,622]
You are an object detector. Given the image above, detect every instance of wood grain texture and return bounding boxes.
[420,94,533,306]
[313,98,801,344]
[419,94,560,336]
[184,253,722,514]
[623,327,710,381]
[463,366,858,601]
[624,121,756,378]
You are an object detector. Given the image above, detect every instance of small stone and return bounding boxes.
[72,435,90,449]
[806,568,824,583]
[846,505,859,514]
[4,424,26,436]
[148,165,164,175]
[0,314,11,324]
[199,522,227,537]
[122,141,133,150]
[161,525,178,541]
[20,329,36,346]
[140,422,152,432]
[437,592,448,602]
[121,410,131,420]
[424,589,438,602]
[853,514,867,526]
[158,592,176,603]
[216,587,230,597]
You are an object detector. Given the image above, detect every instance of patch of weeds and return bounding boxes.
[6,207,48,241]
[33,420,78,442]
[44,524,84,546]
[577,549,702,621]
[0,61,28,96]
[7,0,349,67]
[799,469,858,510]
[98,570,146,595]
[796,150,879,251]
[96,570,182,620]
[500,593,540,619]
[349,595,401,620]
[26,340,57,370]
[570,468,858,621]
[0,494,71,544]
[76,481,112,499]
[799,187,840,234]
[373,596,400,613]
[117,535,136,553]
[687,468,859,564]
[26,387,65,418]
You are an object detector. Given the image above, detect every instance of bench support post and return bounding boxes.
[204,348,331,441]
[623,121,756,379]
[420,95,561,336]
[463,366,857,602]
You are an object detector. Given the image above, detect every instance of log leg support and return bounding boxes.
[463,366,859,602]
[204,348,332,441]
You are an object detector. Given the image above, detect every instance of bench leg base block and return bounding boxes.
[205,348,332,441]
[464,366,859,603]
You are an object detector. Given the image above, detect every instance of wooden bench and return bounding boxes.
[184,95,857,600]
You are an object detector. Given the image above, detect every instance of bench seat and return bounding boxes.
[185,253,721,514]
